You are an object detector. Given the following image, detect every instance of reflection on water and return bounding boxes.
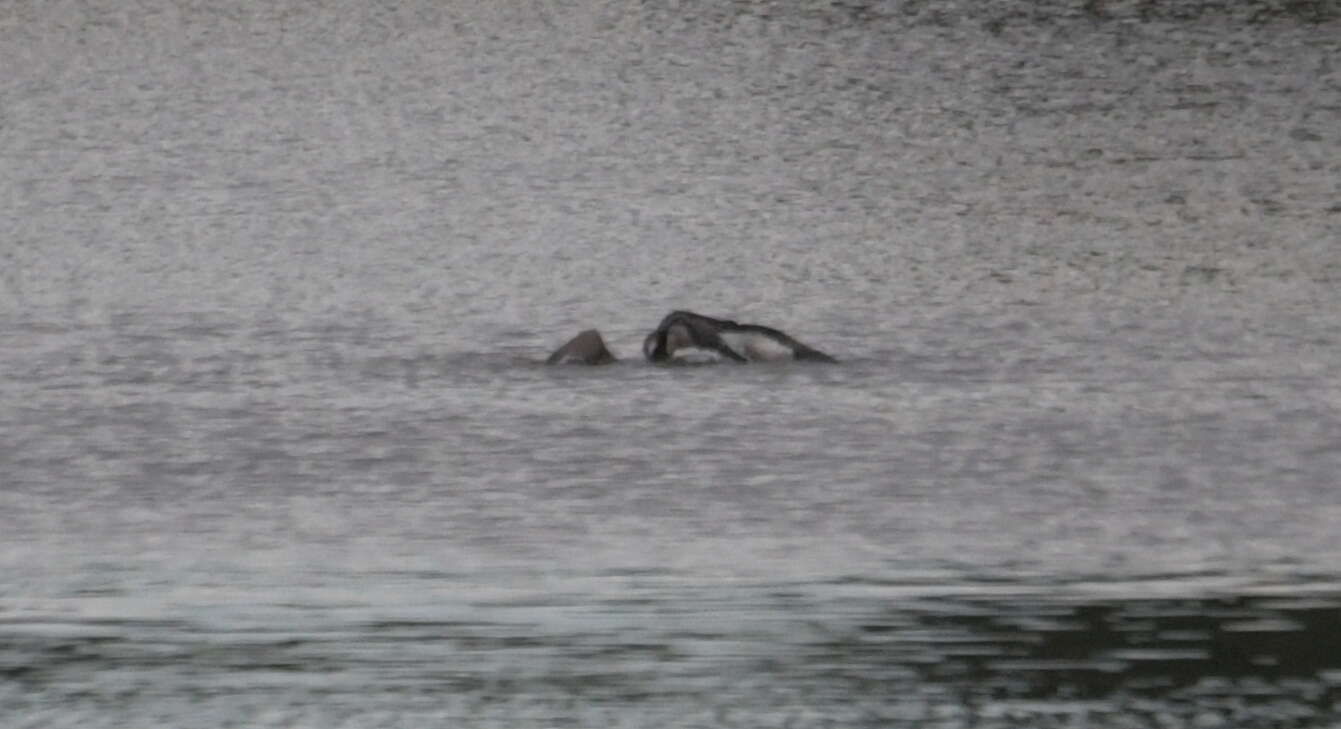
[876,592,1341,715]
[4,580,1340,727]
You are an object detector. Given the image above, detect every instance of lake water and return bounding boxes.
[3,1,1341,726]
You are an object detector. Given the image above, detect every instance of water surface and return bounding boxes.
[3,1,1340,726]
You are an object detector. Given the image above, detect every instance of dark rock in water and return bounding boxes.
[546,329,617,365]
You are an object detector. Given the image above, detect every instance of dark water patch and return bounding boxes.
[823,591,1341,713]
[5,586,1340,725]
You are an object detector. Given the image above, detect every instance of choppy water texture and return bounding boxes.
[3,1,1341,726]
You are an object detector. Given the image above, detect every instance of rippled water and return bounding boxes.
[3,1,1341,726]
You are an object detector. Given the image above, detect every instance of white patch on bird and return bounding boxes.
[719,331,793,361]
[670,347,725,364]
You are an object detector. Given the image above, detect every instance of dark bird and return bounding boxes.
[642,310,836,363]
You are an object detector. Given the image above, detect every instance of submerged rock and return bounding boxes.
[546,329,617,365]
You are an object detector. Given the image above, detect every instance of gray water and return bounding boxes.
[4,1,1341,726]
